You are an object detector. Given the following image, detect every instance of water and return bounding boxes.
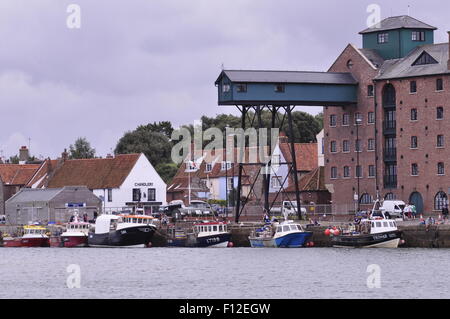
[0,247,448,299]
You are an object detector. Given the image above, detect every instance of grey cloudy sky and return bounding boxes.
[1,0,450,159]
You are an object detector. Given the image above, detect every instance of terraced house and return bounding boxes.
[324,15,450,215]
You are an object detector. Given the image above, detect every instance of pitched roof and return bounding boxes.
[279,142,318,172]
[46,154,140,189]
[0,164,40,185]
[359,15,437,34]
[26,159,59,188]
[284,167,326,193]
[375,43,450,80]
[357,48,385,69]
[7,188,64,203]
[216,70,357,85]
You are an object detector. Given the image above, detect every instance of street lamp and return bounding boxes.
[355,116,362,212]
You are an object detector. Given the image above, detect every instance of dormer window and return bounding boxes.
[221,161,231,171]
[377,33,389,44]
[412,31,425,42]
[205,163,212,172]
[412,51,438,66]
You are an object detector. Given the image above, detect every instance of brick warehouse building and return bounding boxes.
[324,15,450,215]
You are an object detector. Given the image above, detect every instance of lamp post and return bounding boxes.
[356,116,362,212]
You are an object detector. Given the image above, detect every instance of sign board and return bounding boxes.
[66,202,86,208]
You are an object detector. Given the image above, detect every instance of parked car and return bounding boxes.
[379,200,406,219]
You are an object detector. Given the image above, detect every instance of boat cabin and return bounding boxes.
[120,215,156,225]
[194,222,228,235]
[66,223,90,232]
[23,226,47,236]
[276,223,304,234]
[370,219,398,234]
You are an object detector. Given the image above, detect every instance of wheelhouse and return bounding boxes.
[194,223,228,234]
[121,215,156,225]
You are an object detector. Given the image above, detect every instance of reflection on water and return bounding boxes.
[0,248,447,299]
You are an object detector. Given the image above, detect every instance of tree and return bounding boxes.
[69,137,96,159]
[155,162,180,184]
[138,121,174,139]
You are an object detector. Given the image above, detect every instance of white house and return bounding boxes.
[27,153,166,214]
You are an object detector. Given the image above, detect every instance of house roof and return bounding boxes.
[216,70,357,85]
[46,154,140,189]
[7,188,64,203]
[375,43,450,80]
[279,142,318,172]
[284,167,326,193]
[26,159,59,188]
[359,15,437,34]
[0,164,40,185]
[357,48,385,69]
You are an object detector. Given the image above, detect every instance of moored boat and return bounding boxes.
[61,221,90,247]
[4,226,50,247]
[88,214,157,248]
[167,220,231,247]
[249,220,313,248]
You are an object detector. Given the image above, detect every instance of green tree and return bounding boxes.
[155,162,179,184]
[69,137,96,159]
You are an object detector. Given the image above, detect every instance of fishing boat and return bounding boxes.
[249,211,313,248]
[60,222,90,248]
[330,200,402,248]
[4,225,50,247]
[88,214,157,248]
[167,220,231,247]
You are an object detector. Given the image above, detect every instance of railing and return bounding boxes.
[384,175,398,189]
[383,148,397,162]
[383,120,396,135]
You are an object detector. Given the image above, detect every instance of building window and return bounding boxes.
[412,31,425,41]
[360,193,373,204]
[347,60,353,69]
[343,166,350,178]
[356,165,362,178]
[236,83,247,93]
[436,78,444,91]
[411,136,418,149]
[330,141,337,153]
[411,163,419,176]
[378,33,389,44]
[221,161,231,171]
[222,84,231,93]
[438,162,445,176]
[436,107,444,120]
[368,139,375,151]
[355,139,362,152]
[148,188,156,201]
[385,193,396,200]
[205,163,212,172]
[434,191,448,210]
[437,135,445,148]
[368,165,376,177]
[132,188,141,202]
[342,113,350,126]
[274,84,285,93]
[271,176,282,189]
[410,81,417,93]
[107,189,113,202]
[329,115,337,127]
[368,85,374,97]
[342,140,350,153]
[355,113,363,125]
[368,112,375,124]
[331,167,338,179]
[411,108,418,121]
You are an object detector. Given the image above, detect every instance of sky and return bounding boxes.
[1,0,450,160]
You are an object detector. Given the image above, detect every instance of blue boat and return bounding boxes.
[249,221,312,248]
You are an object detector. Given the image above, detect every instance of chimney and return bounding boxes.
[62,149,69,162]
[448,31,450,70]
[19,146,29,164]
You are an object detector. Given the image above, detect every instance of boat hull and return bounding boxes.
[168,232,231,248]
[331,230,402,248]
[88,225,155,248]
[250,231,313,248]
[61,235,88,247]
[3,238,22,247]
[20,237,50,247]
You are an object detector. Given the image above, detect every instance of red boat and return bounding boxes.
[3,226,50,247]
[3,237,22,247]
[60,217,90,248]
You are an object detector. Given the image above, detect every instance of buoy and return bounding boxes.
[309,241,315,247]
[400,240,406,245]
[334,229,340,236]
[227,242,234,248]
[324,229,331,236]
[147,242,152,248]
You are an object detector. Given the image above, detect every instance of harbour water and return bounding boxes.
[0,247,448,299]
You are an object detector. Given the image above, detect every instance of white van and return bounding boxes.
[270,201,307,216]
[380,200,406,219]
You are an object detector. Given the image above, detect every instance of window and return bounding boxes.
[107,189,113,202]
[411,163,419,176]
[132,188,141,202]
[342,113,350,126]
[329,115,337,127]
[227,177,234,190]
[147,188,156,201]
[413,51,438,66]
[347,60,353,69]
[368,85,374,97]
[411,108,418,121]
[205,163,212,172]
[368,165,376,177]
[342,140,350,153]
[368,112,375,124]
[412,31,425,41]
[436,78,444,91]
[385,193,396,200]
[356,165,362,178]
[274,84,285,93]
[355,139,362,152]
[378,33,389,43]
[221,161,231,170]
[411,136,418,149]
[360,193,373,204]
[222,84,231,93]
[343,166,350,178]
[410,81,417,93]
[330,141,337,153]
[236,83,247,93]
[331,167,338,179]
[438,162,445,175]
[355,113,363,125]
[271,176,282,188]
[368,139,375,151]
[437,135,445,148]
[435,191,448,210]
[437,107,444,120]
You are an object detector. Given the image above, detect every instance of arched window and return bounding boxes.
[434,191,448,210]
[382,84,396,108]
[360,193,373,205]
[384,193,396,200]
